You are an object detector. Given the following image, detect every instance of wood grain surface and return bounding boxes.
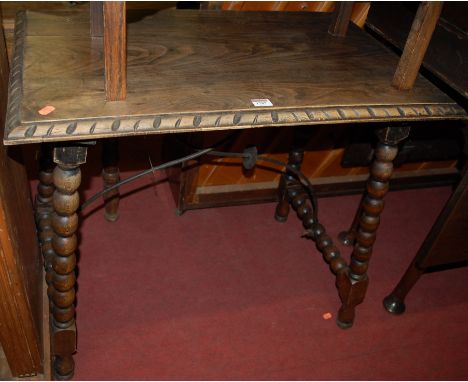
[103,2,126,101]
[328,1,354,37]
[392,2,444,90]
[4,9,466,145]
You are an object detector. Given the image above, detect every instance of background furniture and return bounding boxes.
[0,20,49,379]
[384,162,468,314]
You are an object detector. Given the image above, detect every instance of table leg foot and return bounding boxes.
[383,294,406,315]
[53,355,74,381]
[336,270,369,329]
[336,317,354,330]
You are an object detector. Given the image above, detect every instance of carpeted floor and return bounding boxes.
[44,140,468,380]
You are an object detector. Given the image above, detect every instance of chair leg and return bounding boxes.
[383,257,424,315]
[336,125,410,329]
[102,139,120,222]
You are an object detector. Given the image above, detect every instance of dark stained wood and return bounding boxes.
[337,193,365,246]
[0,4,466,376]
[384,163,468,314]
[392,2,444,91]
[4,9,465,145]
[328,1,354,37]
[102,139,120,222]
[0,19,42,377]
[270,124,415,329]
[336,125,410,328]
[103,1,126,101]
[49,145,87,380]
[276,146,349,321]
[90,1,103,37]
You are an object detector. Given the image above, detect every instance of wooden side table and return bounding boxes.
[3,6,466,380]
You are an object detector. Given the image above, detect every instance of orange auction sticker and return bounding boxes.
[38,105,55,115]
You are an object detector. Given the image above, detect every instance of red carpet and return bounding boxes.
[34,141,468,380]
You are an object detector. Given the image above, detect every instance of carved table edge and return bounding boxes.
[4,103,467,145]
[3,11,467,146]
[4,10,26,145]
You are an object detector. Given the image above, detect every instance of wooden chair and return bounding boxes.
[383,152,468,315]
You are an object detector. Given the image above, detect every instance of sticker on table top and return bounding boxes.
[322,312,332,320]
[251,99,273,107]
[38,105,56,116]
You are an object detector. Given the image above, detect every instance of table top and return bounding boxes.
[4,9,466,145]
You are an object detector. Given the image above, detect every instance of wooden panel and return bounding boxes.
[0,19,42,377]
[4,9,465,145]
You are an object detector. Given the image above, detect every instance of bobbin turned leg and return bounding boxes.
[275,148,304,222]
[50,145,87,380]
[35,144,56,311]
[338,193,365,246]
[336,126,410,329]
[102,139,120,222]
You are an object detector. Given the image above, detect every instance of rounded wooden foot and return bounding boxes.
[336,318,354,330]
[338,230,355,246]
[53,355,74,381]
[274,210,288,223]
[274,199,289,223]
[383,294,406,315]
[104,211,119,222]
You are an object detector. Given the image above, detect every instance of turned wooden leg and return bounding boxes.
[50,145,87,380]
[36,144,56,312]
[384,160,468,314]
[280,148,349,302]
[336,126,410,329]
[275,148,304,222]
[102,139,120,222]
[338,193,365,246]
